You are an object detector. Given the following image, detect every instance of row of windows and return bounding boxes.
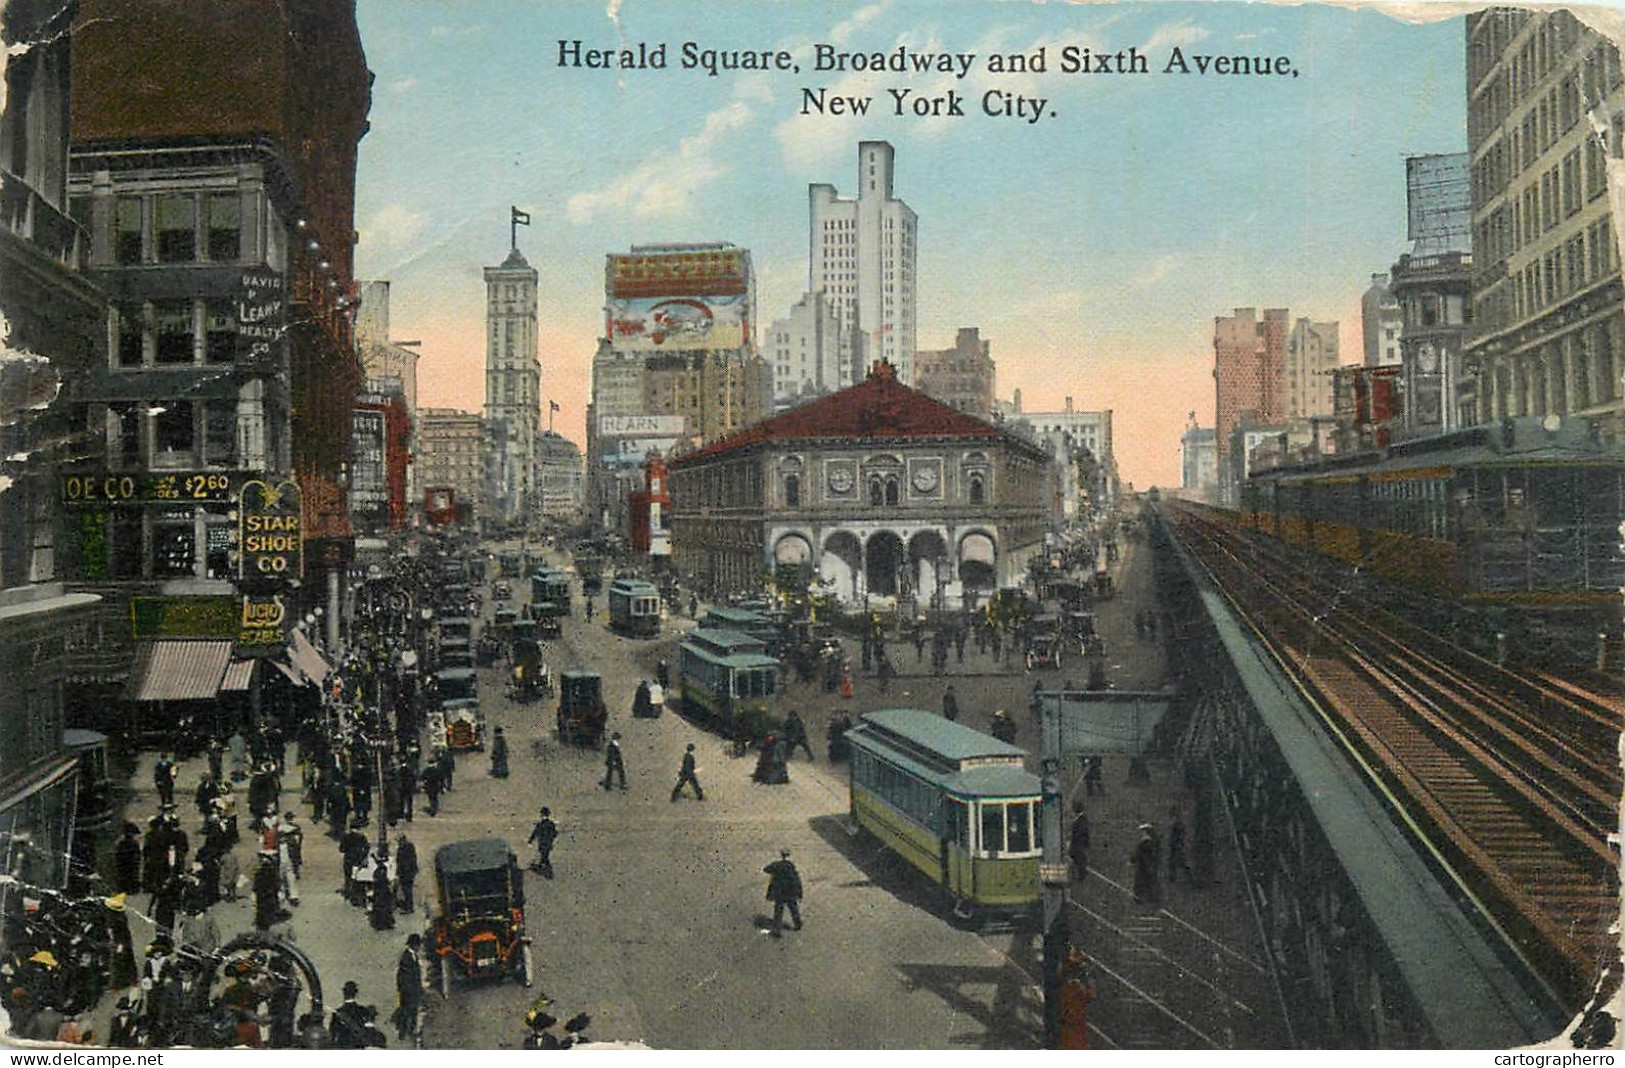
[104,400,239,470]
[850,750,1038,854]
[115,300,238,367]
[77,192,245,266]
[91,503,236,581]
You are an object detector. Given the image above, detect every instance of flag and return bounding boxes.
[511,206,531,227]
[549,400,560,412]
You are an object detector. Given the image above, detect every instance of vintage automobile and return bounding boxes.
[475,631,503,667]
[432,837,533,996]
[493,581,512,602]
[443,698,485,750]
[557,670,607,747]
[1025,632,1064,671]
[535,614,563,641]
[509,637,550,704]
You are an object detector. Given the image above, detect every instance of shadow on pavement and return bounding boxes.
[806,813,959,924]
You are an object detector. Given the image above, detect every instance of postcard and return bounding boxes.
[0,0,1621,1053]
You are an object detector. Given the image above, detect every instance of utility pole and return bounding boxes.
[1038,687,1070,1047]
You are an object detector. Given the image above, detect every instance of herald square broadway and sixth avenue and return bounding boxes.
[2,0,1625,1056]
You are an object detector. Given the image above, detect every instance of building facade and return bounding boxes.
[768,288,850,410]
[484,246,541,529]
[1390,249,1474,436]
[668,363,1049,609]
[589,242,767,533]
[1465,9,1625,436]
[1180,416,1218,499]
[1214,307,1289,504]
[536,430,583,521]
[1284,317,1340,420]
[65,0,371,692]
[1003,396,1117,517]
[809,142,918,382]
[0,0,105,908]
[354,279,419,509]
[417,408,484,525]
[1361,273,1404,367]
[914,327,995,421]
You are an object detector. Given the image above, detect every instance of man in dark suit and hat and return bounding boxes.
[763,849,803,937]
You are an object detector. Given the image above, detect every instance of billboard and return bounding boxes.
[607,293,748,350]
[236,266,285,370]
[606,245,750,299]
[1405,153,1470,254]
[599,413,688,438]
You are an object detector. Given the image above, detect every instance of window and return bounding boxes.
[204,505,233,579]
[784,473,800,507]
[152,507,196,577]
[885,478,899,507]
[155,195,196,262]
[980,804,1005,854]
[111,508,143,579]
[154,401,195,466]
[117,305,145,367]
[154,302,194,364]
[869,478,884,506]
[115,197,143,265]
[204,404,235,466]
[207,194,240,261]
[205,302,235,363]
[1006,802,1032,853]
[968,473,986,505]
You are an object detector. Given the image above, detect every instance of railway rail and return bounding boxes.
[1165,501,1619,1010]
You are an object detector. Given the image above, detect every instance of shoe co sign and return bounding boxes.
[239,478,303,580]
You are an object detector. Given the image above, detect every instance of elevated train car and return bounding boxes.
[1237,416,1625,661]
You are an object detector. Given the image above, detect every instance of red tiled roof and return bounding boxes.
[675,363,1008,465]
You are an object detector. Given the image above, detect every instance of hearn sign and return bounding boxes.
[239,478,303,580]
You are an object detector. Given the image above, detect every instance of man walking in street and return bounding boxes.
[671,744,704,801]
[782,711,814,761]
[1069,801,1091,881]
[763,849,803,937]
[153,755,176,808]
[602,732,627,791]
[527,807,558,878]
[393,934,423,1045]
[421,761,443,816]
[942,684,960,722]
[395,834,419,911]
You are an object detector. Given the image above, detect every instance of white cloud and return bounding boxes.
[828,3,888,46]
[428,23,484,38]
[387,77,418,94]
[1130,253,1185,289]
[565,100,754,225]
[1143,21,1212,53]
[360,203,429,252]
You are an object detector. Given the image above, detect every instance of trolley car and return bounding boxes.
[675,628,779,740]
[844,708,1041,923]
[608,578,662,637]
[530,570,572,617]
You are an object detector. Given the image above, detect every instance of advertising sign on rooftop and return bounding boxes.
[607,294,748,351]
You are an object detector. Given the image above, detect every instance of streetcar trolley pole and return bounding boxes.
[1038,685,1069,1049]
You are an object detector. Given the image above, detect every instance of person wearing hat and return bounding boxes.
[328,980,373,1049]
[392,933,423,1042]
[1131,822,1160,906]
[152,754,177,809]
[108,993,142,1048]
[368,849,395,931]
[104,894,138,990]
[341,818,370,905]
[671,743,704,801]
[527,808,558,878]
[113,822,142,896]
[395,834,419,912]
[523,1008,562,1049]
[601,732,627,792]
[489,725,510,779]
[277,812,303,907]
[762,849,804,937]
[253,852,284,930]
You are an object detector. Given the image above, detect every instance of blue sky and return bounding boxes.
[352,0,1468,489]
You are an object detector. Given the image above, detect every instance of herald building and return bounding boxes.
[667,362,1049,607]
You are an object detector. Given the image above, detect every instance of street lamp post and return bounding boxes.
[1038,688,1070,1049]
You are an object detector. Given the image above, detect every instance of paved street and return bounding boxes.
[95,531,1292,1050]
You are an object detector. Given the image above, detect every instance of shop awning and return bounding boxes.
[122,640,233,702]
[288,630,332,687]
[220,659,256,692]
[270,659,307,687]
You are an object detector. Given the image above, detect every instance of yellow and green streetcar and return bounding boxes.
[844,708,1041,924]
[675,628,779,740]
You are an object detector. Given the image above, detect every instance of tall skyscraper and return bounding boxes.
[1213,307,1289,491]
[484,244,541,528]
[809,141,918,382]
[1466,9,1625,432]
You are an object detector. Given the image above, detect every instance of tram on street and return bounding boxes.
[530,569,572,616]
[843,708,1042,924]
[607,577,662,637]
[676,628,779,740]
